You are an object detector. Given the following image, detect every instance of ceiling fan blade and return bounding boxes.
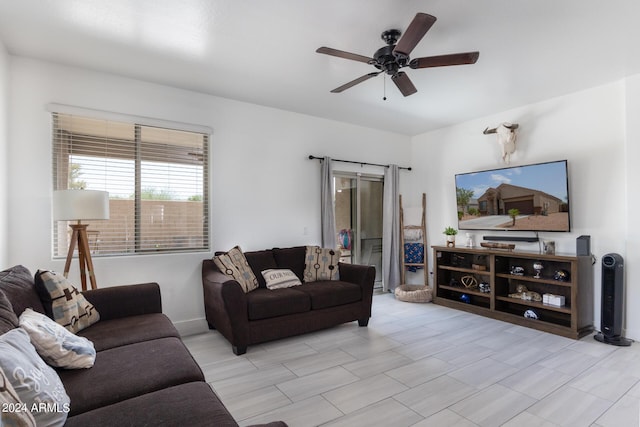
[393,13,437,57]
[391,72,417,97]
[316,47,373,64]
[330,72,382,93]
[410,51,480,69]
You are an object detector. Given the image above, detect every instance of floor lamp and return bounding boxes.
[53,189,109,291]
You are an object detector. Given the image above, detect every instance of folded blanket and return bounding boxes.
[403,228,423,241]
[404,243,424,272]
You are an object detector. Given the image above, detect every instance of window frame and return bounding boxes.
[50,105,211,257]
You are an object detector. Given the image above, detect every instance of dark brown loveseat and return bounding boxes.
[0,265,286,427]
[202,246,376,355]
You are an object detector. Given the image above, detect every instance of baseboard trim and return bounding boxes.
[174,318,209,337]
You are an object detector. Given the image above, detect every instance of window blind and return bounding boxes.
[52,112,209,256]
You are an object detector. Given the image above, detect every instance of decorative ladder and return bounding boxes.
[400,193,428,286]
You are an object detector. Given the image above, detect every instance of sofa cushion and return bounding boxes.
[19,308,96,369]
[58,336,204,416]
[34,270,100,333]
[76,312,180,351]
[272,246,306,280]
[0,290,18,334]
[0,265,46,317]
[262,269,302,290]
[213,246,259,293]
[244,250,278,288]
[64,382,238,427]
[303,246,340,282]
[296,281,362,310]
[246,288,310,321]
[0,328,70,426]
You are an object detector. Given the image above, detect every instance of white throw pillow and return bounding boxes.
[0,366,36,426]
[261,269,302,290]
[0,328,70,426]
[19,308,96,369]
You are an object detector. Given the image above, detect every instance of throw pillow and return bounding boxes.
[261,269,302,290]
[34,270,100,333]
[213,246,259,293]
[303,246,340,282]
[0,328,70,426]
[0,366,37,427]
[19,308,96,369]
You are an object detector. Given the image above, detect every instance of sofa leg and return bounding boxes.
[358,318,369,327]
[232,345,247,356]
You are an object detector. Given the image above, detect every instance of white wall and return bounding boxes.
[410,81,634,338]
[0,41,8,267]
[6,57,411,334]
[624,75,640,339]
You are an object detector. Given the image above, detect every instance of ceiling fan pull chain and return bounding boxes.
[383,74,387,101]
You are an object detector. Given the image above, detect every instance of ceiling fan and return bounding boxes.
[316,13,479,97]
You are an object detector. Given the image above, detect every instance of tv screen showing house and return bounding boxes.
[455,160,570,232]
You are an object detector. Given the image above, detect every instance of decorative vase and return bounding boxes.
[446,235,456,248]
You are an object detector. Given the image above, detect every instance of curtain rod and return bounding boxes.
[308,155,411,171]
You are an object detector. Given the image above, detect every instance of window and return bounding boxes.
[52,112,209,256]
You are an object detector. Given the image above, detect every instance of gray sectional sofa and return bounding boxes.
[0,264,286,426]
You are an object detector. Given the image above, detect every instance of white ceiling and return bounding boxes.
[1,0,639,136]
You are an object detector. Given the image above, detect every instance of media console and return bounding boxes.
[432,246,594,339]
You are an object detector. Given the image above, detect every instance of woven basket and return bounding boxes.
[394,284,433,303]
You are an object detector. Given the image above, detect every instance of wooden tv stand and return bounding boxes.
[432,246,594,339]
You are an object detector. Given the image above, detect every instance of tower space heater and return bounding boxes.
[594,253,632,346]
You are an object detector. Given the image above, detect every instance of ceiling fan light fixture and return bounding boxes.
[316,12,478,97]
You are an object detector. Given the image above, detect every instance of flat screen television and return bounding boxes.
[455,160,570,232]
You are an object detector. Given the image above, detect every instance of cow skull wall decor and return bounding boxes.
[483,123,519,164]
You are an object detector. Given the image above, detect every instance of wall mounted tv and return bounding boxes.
[455,160,570,232]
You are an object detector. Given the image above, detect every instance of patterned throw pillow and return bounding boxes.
[0,328,70,426]
[213,246,259,293]
[261,269,302,290]
[19,308,96,369]
[0,366,37,427]
[303,246,340,282]
[34,270,100,333]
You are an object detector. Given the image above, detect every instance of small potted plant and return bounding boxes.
[443,226,458,247]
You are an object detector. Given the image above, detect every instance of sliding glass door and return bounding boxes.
[334,173,383,287]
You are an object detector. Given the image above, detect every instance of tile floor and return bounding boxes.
[183,293,640,426]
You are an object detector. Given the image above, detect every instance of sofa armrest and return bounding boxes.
[202,260,249,353]
[338,262,376,291]
[82,283,162,321]
[339,262,375,321]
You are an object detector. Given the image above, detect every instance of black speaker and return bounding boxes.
[594,253,632,346]
[576,235,590,256]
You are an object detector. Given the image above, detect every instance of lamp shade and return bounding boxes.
[53,190,110,221]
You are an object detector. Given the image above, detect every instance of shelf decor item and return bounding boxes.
[553,269,570,281]
[460,275,478,289]
[480,242,515,251]
[443,226,458,248]
[533,261,544,278]
[510,265,525,276]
